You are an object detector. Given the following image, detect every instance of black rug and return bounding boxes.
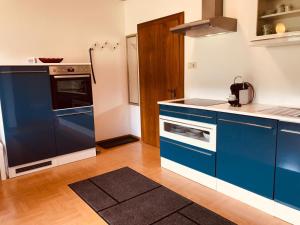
[69,167,236,225]
[97,135,139,149]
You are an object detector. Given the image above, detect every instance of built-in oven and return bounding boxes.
[49,65,93,110]
[159,115,217,152]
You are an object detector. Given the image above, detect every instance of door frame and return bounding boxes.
[126,34,140,106]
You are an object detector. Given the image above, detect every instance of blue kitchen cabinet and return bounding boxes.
[217,113,277,199]
[0,66,56,167]
[160,105,217,124]
[54,107,96,156]
[160,137,216,176]
[275,122,300,210]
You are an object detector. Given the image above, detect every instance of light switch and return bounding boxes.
[188,62,197,69]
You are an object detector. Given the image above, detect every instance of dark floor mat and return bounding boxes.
[69,180,117,212]
[97,135,139,149]
[153,213,197,225]
[69,167,236,225]
[90,167,161,202]
[99,186,191,225]
[180,203,236,225]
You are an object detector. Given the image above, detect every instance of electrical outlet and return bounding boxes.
[27,57,37,64]
[188,62,197,69]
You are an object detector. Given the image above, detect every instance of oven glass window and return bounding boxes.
[164,122,210,142]
[51,77,93,110]
[57,80,88,95]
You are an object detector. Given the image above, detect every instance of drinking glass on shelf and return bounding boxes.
[277,4,285,13]
[262,24,274,35]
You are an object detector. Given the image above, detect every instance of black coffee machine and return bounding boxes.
[229,76,254,107]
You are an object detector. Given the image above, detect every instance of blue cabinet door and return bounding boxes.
[160,137,216,176]
[275,122,300,210]
[217,113,277,199]
[0,67,56,167]
[54,107,96,156]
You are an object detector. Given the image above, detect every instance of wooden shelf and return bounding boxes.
[260,9,300,19]
[251,31,300,46]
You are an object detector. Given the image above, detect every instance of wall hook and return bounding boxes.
[101,41,109,49]
[112,42,120,50]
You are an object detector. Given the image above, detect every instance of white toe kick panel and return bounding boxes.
[8,148,96,178]
[161,157,300,225]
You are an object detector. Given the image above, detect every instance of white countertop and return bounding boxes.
[0,63,91,66]
[159,98,300,124]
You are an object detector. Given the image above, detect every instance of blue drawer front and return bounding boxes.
[160,137,216,176]
[218,112,277,128]
[54,107,96,156]
[217,113,277,199]
[160,105,217,124]
[0,69,56,167]
[275,122,300,210]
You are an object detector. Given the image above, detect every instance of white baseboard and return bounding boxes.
[8,148,96,178]
[161,157,217,190]
[217,179,275,216]
[274,201,300,225]
[0,142,7,180]
[161,157,300,225]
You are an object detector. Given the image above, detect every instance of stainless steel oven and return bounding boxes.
[159,115,217,152]
[49,65,93,110]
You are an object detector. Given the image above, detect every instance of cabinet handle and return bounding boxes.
[57,111,93,117]
[280,129,300,135]
[160,109,214,119]
[218,118,273,129]
[161,139,213,156]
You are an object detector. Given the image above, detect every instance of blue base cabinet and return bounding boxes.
[217,113,277,199]
[54,107,96,156]
[275,122,300,210]
[160,137,216,177]
[0,67,56,167]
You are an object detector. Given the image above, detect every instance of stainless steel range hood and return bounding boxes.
[170,0,237,37]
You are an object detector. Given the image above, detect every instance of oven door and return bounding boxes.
[159,115,217,152]
[51,75,93,110]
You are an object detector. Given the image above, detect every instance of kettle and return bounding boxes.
[229,76,255,107]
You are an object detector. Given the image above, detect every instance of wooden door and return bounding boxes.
[138,12,184,147]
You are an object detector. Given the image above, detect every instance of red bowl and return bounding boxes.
[39,58,64,63]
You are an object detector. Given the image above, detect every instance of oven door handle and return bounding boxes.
[56,111,93,117]
[53,75,91,79]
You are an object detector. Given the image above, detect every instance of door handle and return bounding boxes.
[281,129,300,135]
[218,118,273,129]
[167,88,177,99]
[161,139,213,156]
[0,70,48,74]
[56,111,93,117]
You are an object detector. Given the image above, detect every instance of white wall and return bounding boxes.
[0,0,130,141]
[124,0,300,137]
[187,0,300,106]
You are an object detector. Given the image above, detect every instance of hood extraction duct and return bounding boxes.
[170,0,237,37]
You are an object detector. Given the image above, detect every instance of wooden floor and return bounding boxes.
[0,142,289,225]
